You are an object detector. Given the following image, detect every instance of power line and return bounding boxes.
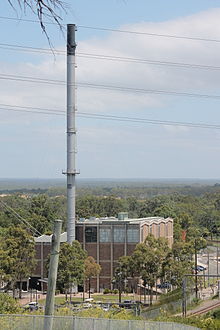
[0,73,65,85]
[1,73,220,100]
[0,15,63,26]
[78,82,220,100]
[0,44,63,56]
[1,42,220,72]
[0,106,64,116]
[1,15,220,44]
[0,200,42,236]
[1,103,220,130]
[78,25,220,44]
[77,53,220,71]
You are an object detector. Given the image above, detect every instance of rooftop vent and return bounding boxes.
[118,212,129,220]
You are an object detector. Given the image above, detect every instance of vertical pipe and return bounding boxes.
[66,24,77,243]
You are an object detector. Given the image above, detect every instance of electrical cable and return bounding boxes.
[0,200,42,236]
[1,15,220,43]
[1,42,220,72]
[1,73,220,100]
[1,103,220,130]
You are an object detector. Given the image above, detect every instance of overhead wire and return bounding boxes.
[0,199,42,236]
[1,42,220,72]
[1,73,220,100]
[1,103,220,130]
[0,18,220,130]
[1,15,220,43]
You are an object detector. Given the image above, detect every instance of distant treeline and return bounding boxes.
[0,188,47,195]
[1,182,220,199]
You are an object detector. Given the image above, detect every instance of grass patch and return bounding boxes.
[38,293,134,306]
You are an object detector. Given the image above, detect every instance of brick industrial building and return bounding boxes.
[33,213,173,292]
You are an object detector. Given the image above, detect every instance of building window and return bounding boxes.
[127,228,139,243]
[85,227,97,243]
[100,228,111,242]
[113,227,125,243]
[149,225,152,234]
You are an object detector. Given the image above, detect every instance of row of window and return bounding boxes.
[85,227,139,243]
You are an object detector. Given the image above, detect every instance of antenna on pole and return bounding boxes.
[63,24,79,243]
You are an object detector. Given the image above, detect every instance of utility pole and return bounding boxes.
[44,220,62,330]
[195,240,198,299]
[217,243,219,280]
[118,272,122,304]
[208,249,210,286]
[182,277,187,317]
[63,24,78,243]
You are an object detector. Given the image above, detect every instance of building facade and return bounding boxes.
[34,214,173,292]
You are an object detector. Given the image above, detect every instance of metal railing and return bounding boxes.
[0,314,199,330]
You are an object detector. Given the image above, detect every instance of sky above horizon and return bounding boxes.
[1,1,220,179]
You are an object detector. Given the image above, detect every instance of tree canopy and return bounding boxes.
[56,241,87,299]
[0,293,19,314]
[0,226,36,298]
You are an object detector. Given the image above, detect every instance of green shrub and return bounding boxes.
[212,308,220,319]
[103,288,110,294]
[0,293,20,314]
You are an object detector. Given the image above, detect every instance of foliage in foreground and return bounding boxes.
[73,306,142,320]
[156,314,220,330]
[56,241,87,298]
[0,293,20,314]
[0,227,36,298]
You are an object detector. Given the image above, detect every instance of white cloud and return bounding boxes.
[1,8,220,177]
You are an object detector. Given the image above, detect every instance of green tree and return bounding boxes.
[84,256,101,298]
[0,226,36,298]
[56,241,87,301]
[0,293,20,314]
[131,235,170,305]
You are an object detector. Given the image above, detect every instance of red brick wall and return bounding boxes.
[99,277,111,289]
[35,245,41,259]
[99,244,111,260]
[160,223,165,237]
[34,260,41,275]
[113,244,124,260]
[43,244,51,256]
[85,243,97,259]
[100,262,111,276]
[127,244,136,255]
[76,226,83,242]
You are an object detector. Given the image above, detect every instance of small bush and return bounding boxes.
[103,288,110,294]
[212,308,220,319]
[0,293,20,314]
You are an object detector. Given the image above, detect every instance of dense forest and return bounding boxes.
[0,180,220,237]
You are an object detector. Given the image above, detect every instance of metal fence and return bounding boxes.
[142,294,196,319]
[0,314,199,330]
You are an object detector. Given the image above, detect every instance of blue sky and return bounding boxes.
[1,1,220,179]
